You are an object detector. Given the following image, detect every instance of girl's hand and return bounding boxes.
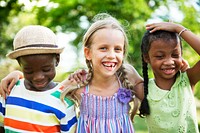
[180,58,190,72]
[0,70,23,99]
[146,22,184,33]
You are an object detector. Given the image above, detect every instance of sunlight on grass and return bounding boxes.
[133,115,148,133]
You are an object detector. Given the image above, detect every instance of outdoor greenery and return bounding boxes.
[1,0,200,96]
[0,0,200,131]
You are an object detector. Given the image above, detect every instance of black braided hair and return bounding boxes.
[139,30,151,117]
[139,30,182,117]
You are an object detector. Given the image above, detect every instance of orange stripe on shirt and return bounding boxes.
[4,118,60,132]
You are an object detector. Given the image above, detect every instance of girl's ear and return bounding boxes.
[143,54,150,63]
[84,47,92,60]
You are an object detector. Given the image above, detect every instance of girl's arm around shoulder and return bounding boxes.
[124,64,144,100]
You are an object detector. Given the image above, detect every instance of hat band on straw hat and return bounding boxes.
[15,44,58,50]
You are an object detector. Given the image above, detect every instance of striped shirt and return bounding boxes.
[77,85,134,133]
[0,79,77,133]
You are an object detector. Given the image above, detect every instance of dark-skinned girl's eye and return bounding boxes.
[155,56,163,59]
[172,54,180,58]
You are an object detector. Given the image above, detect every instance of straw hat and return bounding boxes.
[7,25,64,59]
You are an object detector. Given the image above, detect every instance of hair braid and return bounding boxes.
[139,56,150,117]
[117,64,139,121]
[82,60,93,86]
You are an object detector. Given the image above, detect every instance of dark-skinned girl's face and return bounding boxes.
[146,39,182,82]
[18,54,59,91]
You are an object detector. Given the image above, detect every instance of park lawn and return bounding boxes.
[133,115,148,133]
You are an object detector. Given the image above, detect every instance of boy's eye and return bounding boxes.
[24,70,33,74]
[43,67,51,72]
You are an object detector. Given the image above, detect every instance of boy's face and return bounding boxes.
[18,54,59,91]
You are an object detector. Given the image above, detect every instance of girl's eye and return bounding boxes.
[155,55,163,59]
[100,47,107,50]
[172,54,180,58]
[115,47,122,52]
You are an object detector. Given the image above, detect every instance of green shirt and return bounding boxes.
[146,72,199,133]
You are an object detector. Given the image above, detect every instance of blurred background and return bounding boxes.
[0,0,200,132]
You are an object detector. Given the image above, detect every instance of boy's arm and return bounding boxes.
[0,70,23,98]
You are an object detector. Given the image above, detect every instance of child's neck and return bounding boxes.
[24,80,56,92]
[154,77,176,91]
[89,74,119,96]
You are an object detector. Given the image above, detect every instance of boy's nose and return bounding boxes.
[33,72,45,80]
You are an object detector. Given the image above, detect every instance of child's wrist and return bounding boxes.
[178,27,190,36]
[17,70,24,79]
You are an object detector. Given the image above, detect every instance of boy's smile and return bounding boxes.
[18,54,59,91]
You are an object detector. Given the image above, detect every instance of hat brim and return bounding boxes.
[7,47,64,59]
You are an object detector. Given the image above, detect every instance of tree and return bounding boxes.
[0,0,200,96]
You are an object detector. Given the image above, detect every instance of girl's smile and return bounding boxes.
[84,28,124,77]
[147,39,182,87]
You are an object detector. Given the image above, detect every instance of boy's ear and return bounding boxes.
[84,47,91,60]
[16,58,22,66]
[55,54,60,66]
[143,54,150,63]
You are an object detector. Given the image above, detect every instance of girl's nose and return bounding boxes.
[163,58,174,65]
[106,50,115,59]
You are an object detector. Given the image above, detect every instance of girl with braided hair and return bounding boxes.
[60,13,141,133]
[139,22,200,132]
[0,13,143,132]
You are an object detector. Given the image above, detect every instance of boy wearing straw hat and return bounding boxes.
[0,25,77,132]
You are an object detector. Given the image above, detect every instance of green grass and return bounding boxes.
[133,115,148,133]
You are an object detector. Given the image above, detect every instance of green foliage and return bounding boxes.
[0,0,200,97]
